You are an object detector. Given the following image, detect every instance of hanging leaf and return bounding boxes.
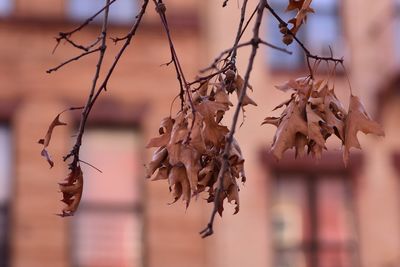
[38,114,67,168]
[58,165,83,217]
[343,95,385,164]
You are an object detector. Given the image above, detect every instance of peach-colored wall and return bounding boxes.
[1,0,400,267]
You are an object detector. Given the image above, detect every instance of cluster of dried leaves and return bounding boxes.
[262,77,385,164]
[145,70,256,215]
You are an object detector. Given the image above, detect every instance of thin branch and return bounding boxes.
[200,0,265,239]
[198,39,291,77]
[79,159,103,173]
[200,4,258,73]
[153,0,193,113]
[64,0,111,164]
[64,0,150,163]
[47,48,101,73]
[58,0,117,37]
[89,0,149,108]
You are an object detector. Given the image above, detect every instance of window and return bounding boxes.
[72,128,143,267]
[267,0,343,70]
[0,0,12,16]
[264,153,360,267]
[68,0,138,25]
[0,125,11,266]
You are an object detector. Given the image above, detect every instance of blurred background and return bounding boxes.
[0,0,399,266]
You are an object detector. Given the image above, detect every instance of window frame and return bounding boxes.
[261,151,362,267]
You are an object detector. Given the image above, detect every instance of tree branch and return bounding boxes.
[200,0,266,238]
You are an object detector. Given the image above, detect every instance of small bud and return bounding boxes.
[282,34,293,45]
[225,70,236,81]
[279,26,288,34]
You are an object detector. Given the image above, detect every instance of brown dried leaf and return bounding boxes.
[286,0,304,11]
[146,117,174,148]
[295,133,308,158]
[58,165,83,217]
[179,146,201,191]
[168,165,191,207]
[227,183,240,215]
[343,95,385,164]
[275,77,310,96]
[270,100,308,160]
[262,117,281,127]
[306,104,326,149]
[323,89,347,141]
[146,146,168,178]
[38,114,67,168]
[197,100,229,146]
[234,75,257,107]
[189,113,206,153]
[152,166,169,181]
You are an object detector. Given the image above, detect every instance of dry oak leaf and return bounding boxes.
[196,99,229,146]
[145,146,168,178]
[58,165,83,217]
[146,117,174,148]
[198,161,216,189]
[275,77,311,96]
[343,95,384,164]
[288,0,314,34]
[38,114,67,168]
[178,145,201,191]
[187,112,206,153]
[286,0,305,11]
[234,74,257,107]
[306,104,326,149]
[218,172,240,216]
[151,166,169,181]
[294,133,308,158]
[166,113,189,165]
[323,89,347,141]
[267,99,309,160]
[168,165,191,207]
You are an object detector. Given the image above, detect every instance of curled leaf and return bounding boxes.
[343,95,385,164]
[58,165,83,217]
[38,114,67,168]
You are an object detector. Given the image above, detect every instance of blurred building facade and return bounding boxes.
[0,0,399,267]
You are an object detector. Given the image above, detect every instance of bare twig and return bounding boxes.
[47,48,101,73]
[200,0,265,239]
[65,0,111,165]
[195,39,291,83]
[54,0,118,52]
[153,0,188,111]
[89,0,149,107]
